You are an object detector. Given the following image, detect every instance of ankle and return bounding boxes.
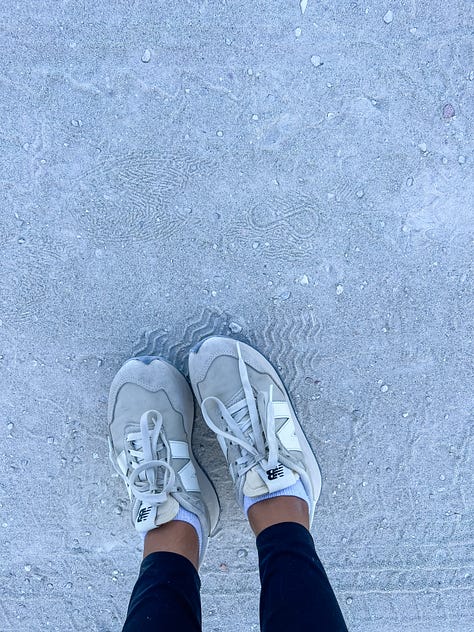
[247,496,310,536]
[143,520,199,570]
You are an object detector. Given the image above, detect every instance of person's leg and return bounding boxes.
[123,522,201,632]
[143,520,199,568]
[249,497,348,632]
[107,357,221,632]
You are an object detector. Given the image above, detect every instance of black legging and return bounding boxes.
[122,522,348,631]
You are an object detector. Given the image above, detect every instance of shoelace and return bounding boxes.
[201,343,280,476]
[126,410,176,505]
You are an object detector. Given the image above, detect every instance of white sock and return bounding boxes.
[140,507,203,553]
[243,478,310,517]
[174,507,203,553]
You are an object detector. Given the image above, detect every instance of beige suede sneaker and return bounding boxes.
[188,337,322,525]
[107,356,220,565]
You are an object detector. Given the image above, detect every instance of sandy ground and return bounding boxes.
[0,1,473,630]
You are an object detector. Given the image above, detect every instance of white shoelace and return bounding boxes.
[201,343,281,476]
[126,410,176,505]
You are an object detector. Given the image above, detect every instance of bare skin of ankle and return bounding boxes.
[143,520,199,570]
[142,497,308,569]
[247,495,310,536]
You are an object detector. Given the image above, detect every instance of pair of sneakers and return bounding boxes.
[108,336,322,566]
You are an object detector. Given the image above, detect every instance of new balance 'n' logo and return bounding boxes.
[137,506,152,523]
[266,465,285,481]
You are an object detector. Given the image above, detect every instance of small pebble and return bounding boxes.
[216,130,223,137]
[300,0,308,15]
[406,176,414,186]
[279,290,291,301]
[295,27,302,38]
[310,55,322,67]
[297,274,310,286]
[418,142,427,152]
[356,189,364,199]
[458,155,466,164]
[336,283,344,295]
[251,114,259,121]
[237,548,248,558]
[346,597,353,605]
[409,27,417,34]
[442,103,455,118]
[469,70,474,81]
[380,384,389,393]
[219,563,228,572]
[383,10,393,24]
[229,322,243,334]
[141,49,151,63]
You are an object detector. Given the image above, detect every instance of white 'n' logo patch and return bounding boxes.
[169,441,190,459]
[277,418,302,452]
[178,461,200,492]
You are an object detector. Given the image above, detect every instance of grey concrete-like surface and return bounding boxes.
[1,1,473,630]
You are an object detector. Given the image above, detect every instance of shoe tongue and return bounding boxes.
[134,496,180,532]
[243,464,300,497]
